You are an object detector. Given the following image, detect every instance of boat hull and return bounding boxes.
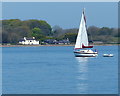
[103,54,113,57]
[74,52,98,57]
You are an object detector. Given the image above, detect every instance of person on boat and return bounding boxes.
[94,49,98,52]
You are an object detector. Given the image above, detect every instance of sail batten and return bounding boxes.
[74,9,89,49]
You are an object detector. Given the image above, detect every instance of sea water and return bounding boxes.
[2,45,118,94]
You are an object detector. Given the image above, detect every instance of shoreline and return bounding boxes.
[0,44,119,47]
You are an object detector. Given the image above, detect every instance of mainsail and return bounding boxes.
[74,9,93,49]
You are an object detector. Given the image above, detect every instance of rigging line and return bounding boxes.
[84,7,93,45]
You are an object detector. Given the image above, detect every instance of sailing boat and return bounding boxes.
[74,9,98,57]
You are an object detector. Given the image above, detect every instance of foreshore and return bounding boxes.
[0,44,119,47]
[1,44,74,47]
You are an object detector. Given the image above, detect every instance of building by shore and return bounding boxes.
[19,37,39,45]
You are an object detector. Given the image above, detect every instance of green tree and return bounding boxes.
[25,19,52,36]
[63,33,77,42]
[32,27,43,34]
[52,25,63,37]
[31,27,45,40]
[98,27,112,35]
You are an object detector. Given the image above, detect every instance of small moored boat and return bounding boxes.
[103,54,114,57]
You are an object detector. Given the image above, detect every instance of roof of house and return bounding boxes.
[58,40,70,43]
[26,37,35,40]
[44,39,70,44]
[19,37,36,41]
[19,38,25,42]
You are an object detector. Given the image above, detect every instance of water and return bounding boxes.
[2,45,118,94]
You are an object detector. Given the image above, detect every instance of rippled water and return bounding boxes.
[2,45,118,94]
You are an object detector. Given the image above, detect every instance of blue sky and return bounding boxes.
[2,2,118,29]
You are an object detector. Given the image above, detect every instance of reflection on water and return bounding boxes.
[76,57,88,63]
[75,57,88,93]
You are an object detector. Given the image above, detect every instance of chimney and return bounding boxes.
[67,38,69,41]
[24,37,26,40]
[33,37,35,39]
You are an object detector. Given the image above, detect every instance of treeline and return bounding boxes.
[2,19,119,44]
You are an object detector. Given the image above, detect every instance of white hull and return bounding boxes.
[103,54,113,57]
[74,52,98,57]
[74,49,98,57]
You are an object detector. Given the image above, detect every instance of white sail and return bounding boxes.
[74,10,88,49]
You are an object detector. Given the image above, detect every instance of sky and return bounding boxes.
[2,2,118,29]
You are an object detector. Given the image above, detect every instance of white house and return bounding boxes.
[19,37,39,45]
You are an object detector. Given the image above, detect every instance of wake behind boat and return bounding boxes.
[74,9,98,57]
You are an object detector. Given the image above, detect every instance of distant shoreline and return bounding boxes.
[0,44,119,47]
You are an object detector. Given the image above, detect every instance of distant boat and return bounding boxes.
[74,9,98,57]
[103,54,114,57]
